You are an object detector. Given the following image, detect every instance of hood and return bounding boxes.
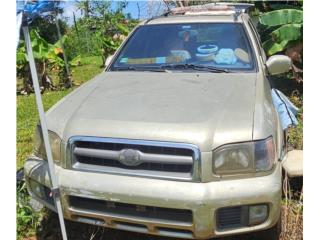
[47,71,257,151]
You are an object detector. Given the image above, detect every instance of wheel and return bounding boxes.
[257,216,282,240]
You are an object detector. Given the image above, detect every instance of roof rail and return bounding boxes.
[213,2,255,13]
[144,2,254,24]
[171,4,234,15]
[169,2,254,16]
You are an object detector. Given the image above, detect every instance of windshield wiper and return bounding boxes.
[160,64,229,73]
[113,66,138,71]
[113,66,166,72]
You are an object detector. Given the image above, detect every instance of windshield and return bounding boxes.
[111,23,256,72]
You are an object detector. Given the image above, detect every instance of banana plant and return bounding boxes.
[262,23,302,56]
[258,8,303,82]
[17,30,67,93]
[258,9,303,56]
[259,9,303,27]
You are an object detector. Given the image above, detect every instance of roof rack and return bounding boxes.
[167,2,254,17]
[144,2,254,24]
[210,2,255,12]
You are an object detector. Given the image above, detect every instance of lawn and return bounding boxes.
[16,55,103,169]
[71,56,104,85]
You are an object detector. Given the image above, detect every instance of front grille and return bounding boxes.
[67,137,200,181]
[68,196,193,225]
[216,206,248,230]
[76,155,192,172]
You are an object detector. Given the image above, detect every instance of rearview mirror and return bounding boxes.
[266,55,291,75]
[105,54,114,67]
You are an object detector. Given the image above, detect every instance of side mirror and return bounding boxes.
[105,54,114,67]
[266,55,291,75]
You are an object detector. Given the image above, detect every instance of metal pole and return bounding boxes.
[22,26,68,240]
[55,14,72,87]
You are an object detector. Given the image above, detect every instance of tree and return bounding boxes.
[29,16,67,44]
[76,0,90,17]
[17,1,71,93]
[17,30,67,94]
[65,1,138,65]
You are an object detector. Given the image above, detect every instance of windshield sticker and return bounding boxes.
[119,56,187,65]
[127,58,158,64]
[120,57,128,63]
[155,57,166,64]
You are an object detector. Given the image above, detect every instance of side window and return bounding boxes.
[247,19,267,63]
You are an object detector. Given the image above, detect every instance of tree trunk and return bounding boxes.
[84,0,90,18]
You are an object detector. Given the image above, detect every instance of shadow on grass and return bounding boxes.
[269,76,303,97]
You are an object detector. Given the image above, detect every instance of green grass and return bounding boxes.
[17,89,73,169]
[71,55,104,85]
[16,55,103,240]
[16,55,102,170]
[288,95,303,150]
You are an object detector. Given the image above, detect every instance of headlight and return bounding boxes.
[213,137,275,175]
[34,125,62,164]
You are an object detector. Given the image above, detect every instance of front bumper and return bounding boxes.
[24,158,282,239]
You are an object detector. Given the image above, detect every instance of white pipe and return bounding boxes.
[22,26,68,240]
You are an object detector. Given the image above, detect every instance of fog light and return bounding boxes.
[29,179,45,199]
[249,205,268,225]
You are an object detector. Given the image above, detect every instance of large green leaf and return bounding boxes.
[259,9,303,27]
[16,47,27,67]
[262,38,290,55]
[29,30,54,60]
[269,4,302,11]
[271,23,302,43]
[262,23,302,55]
